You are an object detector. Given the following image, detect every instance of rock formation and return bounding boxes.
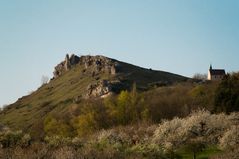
[79,55,119,75]
[53,54,119,78]
[85,80,112,98]
[53,54,122,98]
[53,54,80,78]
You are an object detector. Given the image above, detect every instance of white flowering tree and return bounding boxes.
[152,110,236,158]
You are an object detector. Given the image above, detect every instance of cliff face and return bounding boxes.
[53,54,119,79]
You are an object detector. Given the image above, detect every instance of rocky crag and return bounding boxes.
[53,54,122,98]
[53,54,118,79]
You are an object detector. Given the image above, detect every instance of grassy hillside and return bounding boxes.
[0,55,187,133]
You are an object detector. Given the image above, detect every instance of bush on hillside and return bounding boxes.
[44,115,72,137]
[219,126,239,150]
[214,73,239,113]
[0,130,31,148]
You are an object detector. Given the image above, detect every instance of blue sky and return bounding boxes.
[0,0,239,106]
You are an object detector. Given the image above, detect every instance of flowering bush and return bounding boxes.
[152,117,185,149]
[71,137,84,148]
[44,135,71,147]
[152,110,234,151]
[219,126,239,150]
[97,129,130,145]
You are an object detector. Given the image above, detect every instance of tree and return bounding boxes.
[1,104,8,112]
[193,73,207,80]
[190,85,206,98]
[219,126,239,150]
[117,90,131,125]
[71,102,110,137]
[214,73,239,113]
[113,84,148,125]
[41,75,49,85]
[44,115,72,137]
[184,138,205,159]
[72,112,97,137]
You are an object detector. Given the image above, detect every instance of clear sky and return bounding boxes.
[0,0,239,106]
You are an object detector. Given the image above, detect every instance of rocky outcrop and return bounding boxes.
[53,54,80,78]
[79,55,119,75]
[53,54,124,98]
[53,54,119,78]
[85,80,129,98]
[85,80,113,98]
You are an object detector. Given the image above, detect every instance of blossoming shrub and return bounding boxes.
[219,126,239,150]
[152,110,234,151]
[44,135,71,147]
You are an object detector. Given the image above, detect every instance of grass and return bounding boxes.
[177,146,222,159]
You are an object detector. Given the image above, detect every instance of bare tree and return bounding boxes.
[1,104,8,111]
[193,73,207,80]
[41,75,49,85]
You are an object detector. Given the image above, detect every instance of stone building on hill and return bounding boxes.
[207,65,226,81]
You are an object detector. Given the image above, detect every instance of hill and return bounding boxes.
[0,55,238,159]
[0,54,188,132]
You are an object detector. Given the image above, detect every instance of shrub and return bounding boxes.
[51,146,77,159]
[219,126,239,150]
[152,110,233,151]
[71,137,84,148]
[44,115,72,137]
[0,130,24,148]
[96,129,130,146]
[152,117,185,150]
[0,143,49,159]
[72,112,98,137]
[190,85,206,98]
[129,143,166,159]
[44,135,71,147]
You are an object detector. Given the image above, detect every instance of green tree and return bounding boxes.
[214,73,239,113]
[117,90,131,125]
[44,115,72,137]
[105,83,149,125]
[71,102,110,136]
[72,112,97,136]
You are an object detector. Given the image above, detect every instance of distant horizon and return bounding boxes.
[1,0,239,106]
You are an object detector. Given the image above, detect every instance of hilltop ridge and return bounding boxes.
[51,54,188,99]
